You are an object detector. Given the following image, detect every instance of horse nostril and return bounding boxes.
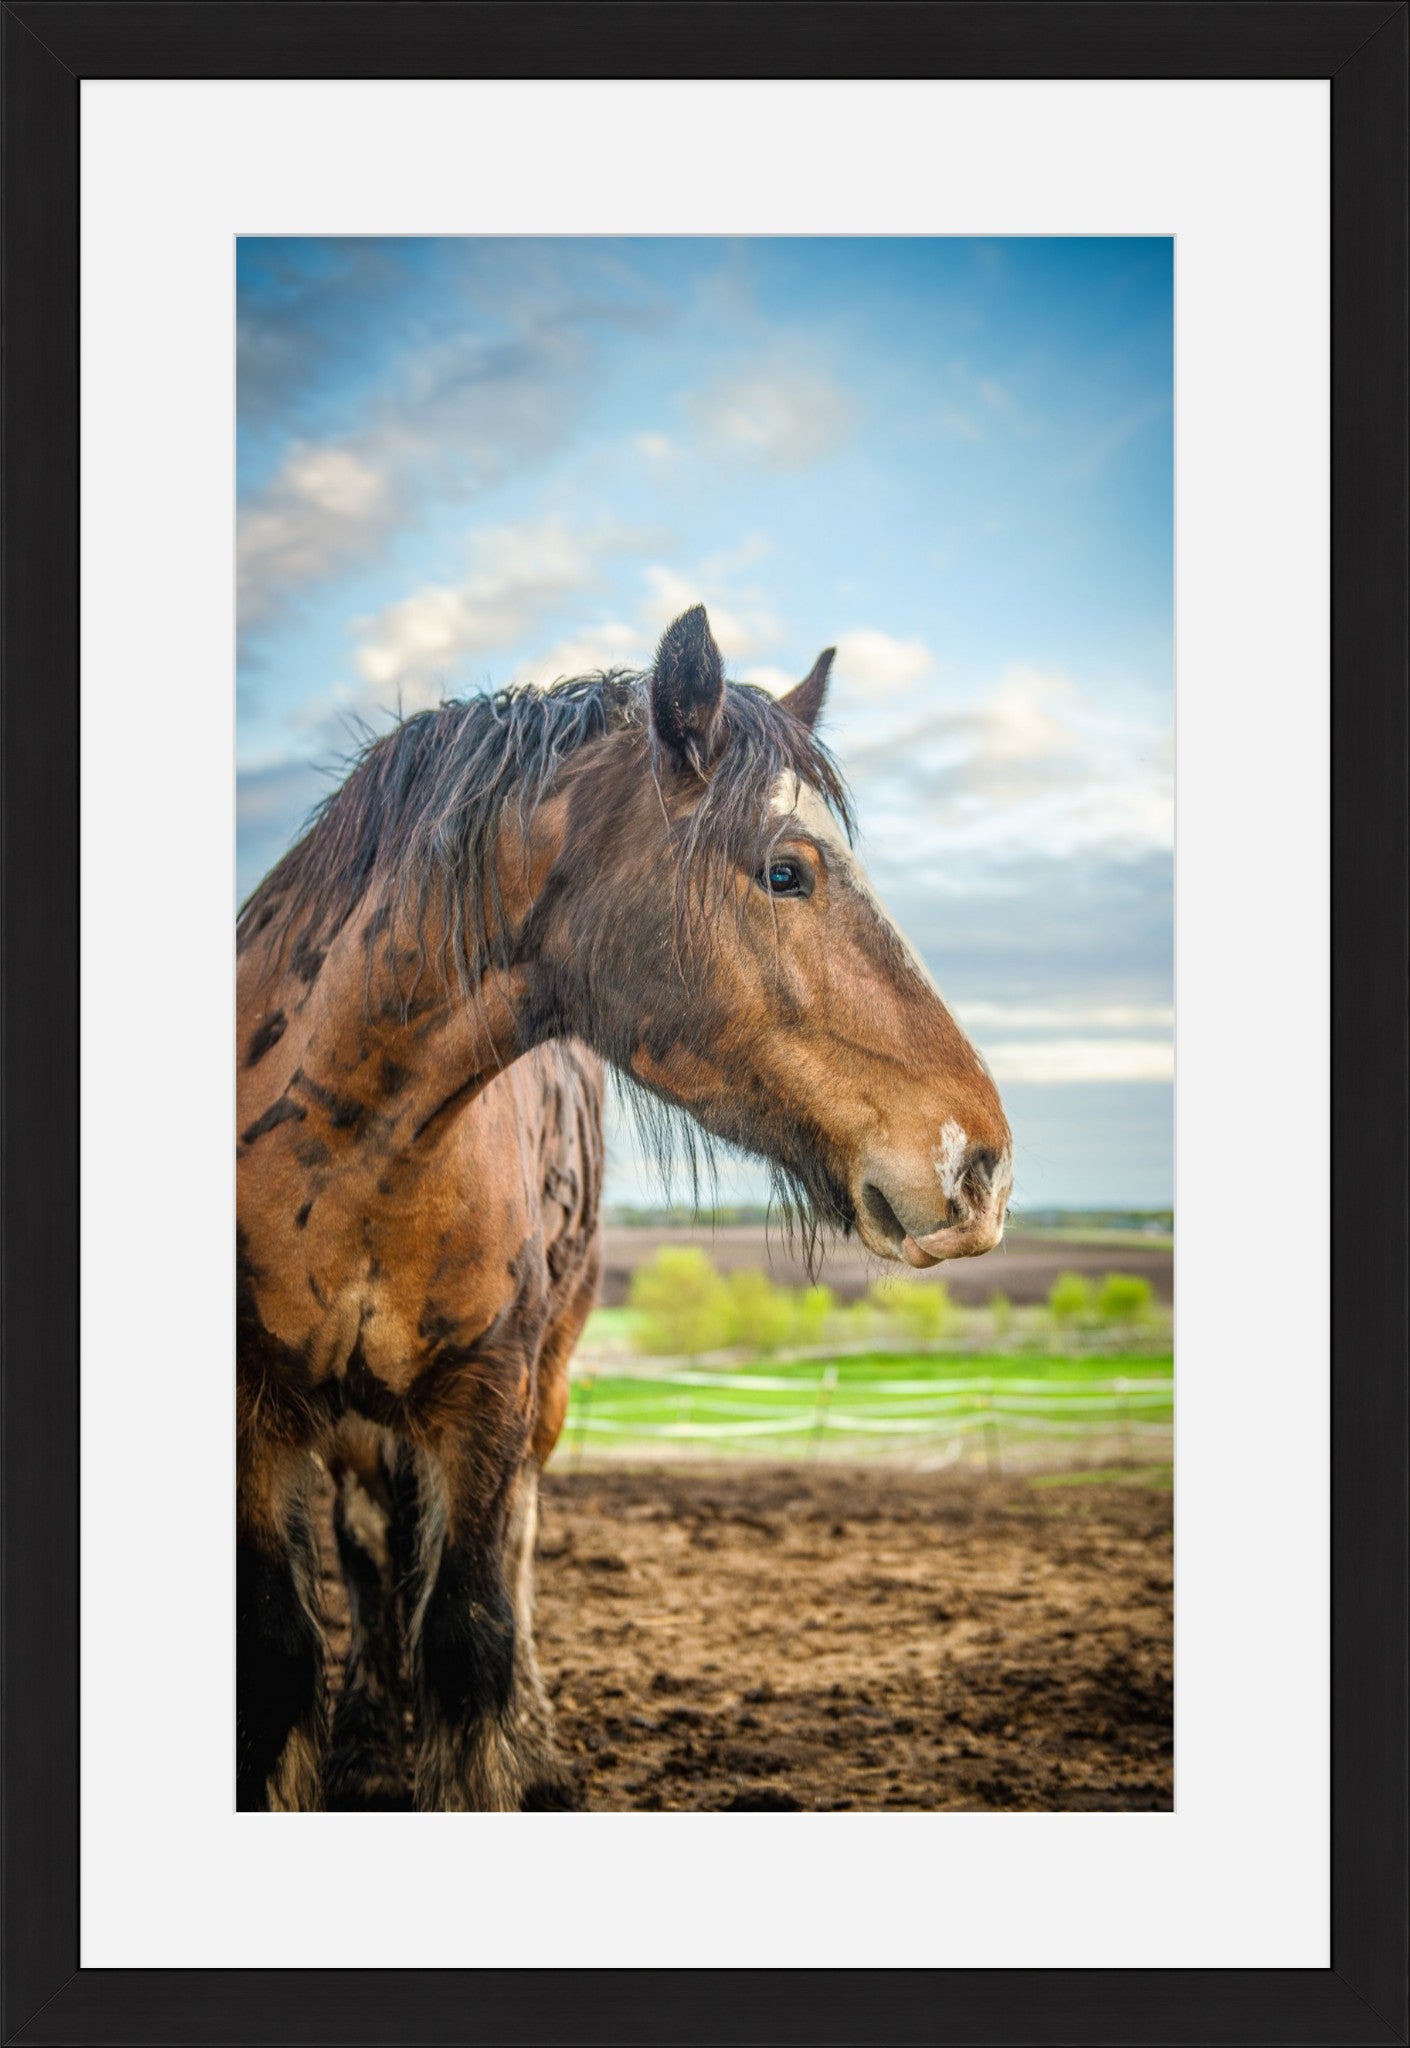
[962,1147,999,1196]
[861,1181,907,1247]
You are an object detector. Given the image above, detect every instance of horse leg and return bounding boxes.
[325,1421,414,1810]
[407,1438,568,1812]
[403,1222,599,1812]
[408,1452,515,1811]
[511,1263,601,1808]
[236,1424,327,1812]
[506,1463,578,1809]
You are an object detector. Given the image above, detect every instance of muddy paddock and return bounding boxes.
[532,1466,1172,1818]
[534,1465,1171,1812]
[322,1463,1172,1812]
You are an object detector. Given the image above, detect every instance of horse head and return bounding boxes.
[533,606,1012,1265]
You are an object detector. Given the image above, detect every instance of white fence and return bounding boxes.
[564,1367,1174,1469]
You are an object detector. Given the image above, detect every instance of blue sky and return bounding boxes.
[237,237,1173,1209]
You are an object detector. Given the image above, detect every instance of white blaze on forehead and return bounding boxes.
[935,1118,970,1200]
[769,773,943,996]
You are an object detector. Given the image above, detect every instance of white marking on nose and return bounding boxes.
[935,1119,970,1202]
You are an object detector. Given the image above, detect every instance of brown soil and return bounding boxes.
[599,1224,1173,1308]
[534,1463,1172,1811]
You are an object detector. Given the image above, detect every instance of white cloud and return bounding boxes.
[833,629,935,697]
[953,997,1175,1090]
[839,658,1172,867]
[510,620,648,686]
[633,431,675,461]
[342,527,784,724]
[354,516,627,692]
[357,588,481,693]
[984,1038,1174,1084]
[955,1001,1174,1034]
[980,665,1078,763]
[690,364,855,470]
[238,260,651,641]
[640,565,778,659]
[238,441,394,632]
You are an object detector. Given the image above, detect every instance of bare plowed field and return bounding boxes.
[599,1225,1173,1308]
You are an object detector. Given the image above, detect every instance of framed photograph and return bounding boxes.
[2,4,1404,2043]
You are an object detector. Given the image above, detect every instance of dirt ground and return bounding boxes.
[599,1223,1173,1308]
[531,1464,1172,1811]
[318,1463,1171,1811]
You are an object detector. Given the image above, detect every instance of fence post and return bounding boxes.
[571,1372,595,1469]
[983,1376,1000,1476]
[1115,1374,1132,1464]
[808,1363,838,1460]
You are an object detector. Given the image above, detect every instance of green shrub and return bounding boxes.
[725,1269,796,1353]
[830,1297,877,1344]
[988,1290,1013,1339]
[869,1276,957,1343]
[628,1246,733,1355]
[1097,1272,1154,1325]
[1048,1271,1094,1326]
[627,1251,837,1356]
[794,1284,836,1346]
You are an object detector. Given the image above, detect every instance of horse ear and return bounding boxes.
[779,648,834,732]
[649,605,726,772]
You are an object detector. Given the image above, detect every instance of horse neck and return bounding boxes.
[245,896,536,1161]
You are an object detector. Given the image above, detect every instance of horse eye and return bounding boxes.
[759,859,804,896]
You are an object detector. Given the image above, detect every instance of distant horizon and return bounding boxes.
[602,1203,1174,1224]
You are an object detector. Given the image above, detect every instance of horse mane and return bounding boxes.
[238,665,856,1261]
[238,667,851,978]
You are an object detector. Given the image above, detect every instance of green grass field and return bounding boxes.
[562,1347,1173,1463]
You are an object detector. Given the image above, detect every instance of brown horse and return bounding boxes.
[235,605,1012,1811]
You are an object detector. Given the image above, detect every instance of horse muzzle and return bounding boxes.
[898,1200,1007,1267]
[858,1143,1012,1265]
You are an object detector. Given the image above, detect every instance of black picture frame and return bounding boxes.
[2,4,1405,2042]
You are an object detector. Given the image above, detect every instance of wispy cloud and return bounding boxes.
[982,1038,1174,1084]
[950,998,1174,1087]
[833,629,935,698]
[237,253,666,644]
[510,621,650,687]
[1063,392,1171,481]
[640,563,779,660]
[955,1000,1174,1033]
[933,362,1032,443]
[688,361,855,470]
[237,239,413,429]
[347,527,785,707]
[353,515,638,696]
[837,660,1171,866]
[238,442,397,636]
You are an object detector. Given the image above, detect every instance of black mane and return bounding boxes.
[237,667,852,981]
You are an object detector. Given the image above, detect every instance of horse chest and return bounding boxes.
[240,1164,533,1395]
[318,1239,528,1403]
